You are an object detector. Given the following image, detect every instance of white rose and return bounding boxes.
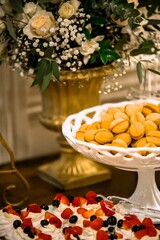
[80,39,100,64]
[23,10,56,39]
[23,2,41,17]
[58,0,80,19]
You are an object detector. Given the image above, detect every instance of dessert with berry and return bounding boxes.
[0,191,159,240]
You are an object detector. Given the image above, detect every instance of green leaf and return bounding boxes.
[31,60,48,86]
[9,0,23,13]
[136,61,143,84]
[131,40,156,56]
[41,63,53,92]
[83,27,91,40]
[90,16,106,25]
[90,53,97,64]
[51,60,60,80]
[6,16,16,40]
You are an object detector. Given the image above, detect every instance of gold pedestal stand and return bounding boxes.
[38,135,111,190]
[37,65,118,189]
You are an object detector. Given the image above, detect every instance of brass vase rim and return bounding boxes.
[59,64,120,81]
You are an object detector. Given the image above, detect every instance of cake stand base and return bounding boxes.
[37,152,111,190]
[128,168,160,210]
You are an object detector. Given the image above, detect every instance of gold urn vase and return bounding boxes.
[37,65,118,190]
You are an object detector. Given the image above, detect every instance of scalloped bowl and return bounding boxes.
[62,99,160,170]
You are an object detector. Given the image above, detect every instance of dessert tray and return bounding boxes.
[62,99,160,219]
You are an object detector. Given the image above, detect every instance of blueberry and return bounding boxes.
[52,199,60,207]
[109,234,118,239]
[23,226,31,234]
[73,234,80,240]
[69,215,78,223]
[132,224,146,232]
[95,196,103,202]
[107,216,117,225]
[63,226,71,234]
[40,204,49,210]
[117,219,123,228]
[13,220,22,229]
[67,195,74,203]
[108,226,115,233]
[40,219,49,226]
[103,220,109,227]
[90,215,97,221]
[2,208,7,212]
[28,231,35,239]
[15,208,21,214]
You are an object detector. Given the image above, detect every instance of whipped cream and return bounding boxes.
[0,193,159,240]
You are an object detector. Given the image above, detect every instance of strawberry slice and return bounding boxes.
[142,217,154,227]
[27,204,41,213]
[82,209,95,219]
[85,191,97,200]
[95,208,105,217]
[53,193,64,201]
[100,200,115,216]
[60,196,70,206]
[20,210,29,219]
[90,217,103,231]
[71,226,83,235]
[83,219,90,227]
[147,226,157,237]
[77,207,87,215]
[134,229,148,239]
[61,207,73,219]
[72,197,87,207]
[87,197,97,204]
[49,215,62,228]
[96,229,109,240]
[21,218,33,229]
[3,205,19,216]
[122,219,130,230]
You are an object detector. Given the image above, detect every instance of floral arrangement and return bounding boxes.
[0,0,160,91]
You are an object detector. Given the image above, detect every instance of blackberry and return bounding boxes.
[13,220,22,229]
[52,199,60,207]
[69,215,78,223]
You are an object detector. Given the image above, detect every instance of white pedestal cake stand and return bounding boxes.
[62,100,160,214]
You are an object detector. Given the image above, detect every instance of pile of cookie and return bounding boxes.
[75,102,160,153]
